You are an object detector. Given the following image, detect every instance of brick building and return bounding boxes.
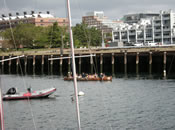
[0,11,68,30]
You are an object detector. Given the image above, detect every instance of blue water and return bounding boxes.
[1,74,175,130]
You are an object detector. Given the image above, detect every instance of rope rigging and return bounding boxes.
[1,0,39,129]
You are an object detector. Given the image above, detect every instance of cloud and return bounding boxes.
[0,0,174,24]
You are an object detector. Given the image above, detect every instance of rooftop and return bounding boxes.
[0,11,54,21]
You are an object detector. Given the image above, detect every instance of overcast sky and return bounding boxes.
[0,0,174,25]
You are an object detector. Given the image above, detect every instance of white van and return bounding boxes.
[134,43,144,46]
[145,42,158,46]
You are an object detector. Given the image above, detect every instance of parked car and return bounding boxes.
[145,42,158,46]
[134,43,144,46]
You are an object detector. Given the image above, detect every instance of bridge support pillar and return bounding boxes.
[41,55,44,74]
[163,52,167,77]
[124,52,127,75]
[33,55,36,75]
[100,54,103,73]
[149,52,152,75]
[1,56,4,74]
[90,55,93,74]
[8,56,11,74]
[60,55,63,75]
[24,56,27,74]
[79,55,81,74]
[68,54,71,73]
[16,57,19,74]
[50,55,53,75]
[112,53,115,75]
[136,52,139,75]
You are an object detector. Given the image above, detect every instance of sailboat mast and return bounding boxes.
[0,88,5,130]
[66,0,81,130]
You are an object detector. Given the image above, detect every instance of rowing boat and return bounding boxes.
[64,76,112,81]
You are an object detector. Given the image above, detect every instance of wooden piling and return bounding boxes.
[68,54,71,73]
[60,55,63,75]
[100,53,103,73]
[79,55,81,74]
[50,55,53,75]
[90,55,93,74]
[124,52,127,74]
[41,55,44,74]
[24,55,27,74]
[149,52,152,74]
[163,52,166,77]
[136,52,139,74]
[16,57,19,74]
[8,56,11,74]
[112,53,115,75]
[33,55,35,74]
[1,56,4,74]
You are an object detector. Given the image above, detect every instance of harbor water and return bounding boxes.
[1,74,175,130]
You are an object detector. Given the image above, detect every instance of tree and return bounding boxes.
[48,22,62,48]
[0,22,101,49]
[73,23,101,48]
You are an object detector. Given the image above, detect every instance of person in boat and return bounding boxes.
[27,87,32,93]
[94,73,98,78]
[6,87,17,95]
[77,74,82,78]
[91,73,98,78]
[82,72,86,78]
[67,72,71,78]
[99,73,105,78]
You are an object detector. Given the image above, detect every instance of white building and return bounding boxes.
[82,11,122,33]
[113,10,175,45]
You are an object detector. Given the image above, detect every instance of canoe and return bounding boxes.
[64,76,112,81]
[3,87,56,100]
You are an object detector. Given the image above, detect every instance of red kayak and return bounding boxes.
[3,87,56,100]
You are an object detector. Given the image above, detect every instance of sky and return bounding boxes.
[0,0,175,25]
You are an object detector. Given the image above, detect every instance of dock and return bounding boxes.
[0,45,175,75]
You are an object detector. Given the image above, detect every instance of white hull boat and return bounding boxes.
[3,87,56,100]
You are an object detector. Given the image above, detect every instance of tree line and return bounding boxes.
[0,22,103,49]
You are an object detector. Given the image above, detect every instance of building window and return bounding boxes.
[40,20,44,22]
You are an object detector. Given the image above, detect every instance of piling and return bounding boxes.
[78,55,81,74]
[8,56,11,74]
[100,53,103,73]
[1,56,4,74]
[50,55,53,75]
[41,55,44,74]
[33,55,35,74]
[24,55,27,74]
[163,52,167,77]
[90,55,93,74]
[68,54,71,73]
[16,57,19,74]
[60,55,63,75]
[136,52,139,75]
[112,53,115,75]
[124,52,127,75]
[149,52,152,74]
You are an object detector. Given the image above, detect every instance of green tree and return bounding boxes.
[73,23,101,48]
[48,22,62,48]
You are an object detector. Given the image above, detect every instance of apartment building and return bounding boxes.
[82,11,122,33]
[0,11,68,30]
[122,13,159,24]
[113,10,175,45]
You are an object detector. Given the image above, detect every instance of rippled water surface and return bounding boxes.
[1,74,175,130]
